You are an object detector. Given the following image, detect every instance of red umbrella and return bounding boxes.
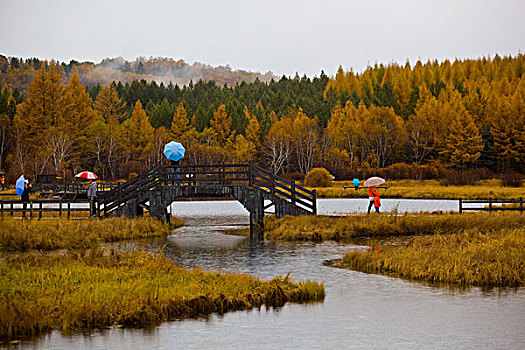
[363,176,385,187]
[75,171,98,180]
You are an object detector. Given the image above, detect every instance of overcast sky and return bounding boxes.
[1,0,524,77]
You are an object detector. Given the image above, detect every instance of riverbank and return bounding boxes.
[264,212,525,241]
[0,217,183,252]
[0,248,325,341]
[333,227,525,286]
[311,179,525,200]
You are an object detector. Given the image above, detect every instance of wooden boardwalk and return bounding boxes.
[459,198,524,213]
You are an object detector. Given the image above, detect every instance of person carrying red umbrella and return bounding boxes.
[76,171,98,217]
[364,177,385,214]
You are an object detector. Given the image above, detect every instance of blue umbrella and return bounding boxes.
[163,141,185,162]
[15,175,26,197]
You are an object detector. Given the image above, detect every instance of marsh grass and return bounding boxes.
[264,213,525,241]
[0,249,325,340]
[336,228,525,286]
[0,217,180,252]
[312,179,525,200]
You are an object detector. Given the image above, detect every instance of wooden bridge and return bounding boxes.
[96,164,317,239]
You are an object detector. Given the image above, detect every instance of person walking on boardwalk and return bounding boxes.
[373,189,381,213]
[367,186,380,214]
[364,176,386,214]
[87,178,98,217]
[0,174,5,190]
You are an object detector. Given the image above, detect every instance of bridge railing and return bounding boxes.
[249,164,316,214]
[98,165,163,216]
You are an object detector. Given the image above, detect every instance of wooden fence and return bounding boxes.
[459,198,524,213]
[0,199,91,219]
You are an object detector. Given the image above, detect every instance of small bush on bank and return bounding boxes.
[304,168,333,187]
[500,171,523,187]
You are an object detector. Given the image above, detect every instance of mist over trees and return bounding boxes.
[0,53,524,183]
[0,56,276,95]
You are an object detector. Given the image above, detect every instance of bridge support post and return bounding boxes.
[249,189,264,240]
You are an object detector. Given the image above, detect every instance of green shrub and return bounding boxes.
[304,168,333,187]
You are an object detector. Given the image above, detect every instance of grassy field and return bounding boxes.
[311,179,525,200]
[335,227,525,286]
[0,249,325,340]
[0,217,183,252]
[264,212,525,241]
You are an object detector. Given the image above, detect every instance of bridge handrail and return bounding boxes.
[250,164,314,195]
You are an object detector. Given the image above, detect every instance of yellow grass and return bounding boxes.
[0,217,181,252]
[0,249,325,340]
[337,227,525,286]
[264,212,525,242]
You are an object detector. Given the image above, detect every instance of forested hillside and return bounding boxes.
[0,54,523,182]
[0,56,275,93]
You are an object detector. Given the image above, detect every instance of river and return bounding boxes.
[10,199,525,349]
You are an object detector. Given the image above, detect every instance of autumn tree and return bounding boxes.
[151,126,171,166]
[61,71,96,173]
[366,105,407,168]
[290,108,321,174]
[491,79,525,171]
[407,90,440,164]
[326,102,363,163]
[170,103,191,142]
[264,116,294,174]
[93,84,126,178]
[439,107,483,169]
[121,100,154,164]
[234,107,261,163]
[210,104,235,146]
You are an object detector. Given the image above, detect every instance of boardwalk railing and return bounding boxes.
[0,199,90,218]
[33,182,116,198]
[459,198,524,213]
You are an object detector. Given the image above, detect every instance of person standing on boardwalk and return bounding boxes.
[21,181,32,217]
[87,178,98,217]
[367,186,380,214]
[0,174,5,190]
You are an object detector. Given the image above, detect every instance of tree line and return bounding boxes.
[0,54,523,183]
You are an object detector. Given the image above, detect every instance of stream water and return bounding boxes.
[9,199,525,349]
